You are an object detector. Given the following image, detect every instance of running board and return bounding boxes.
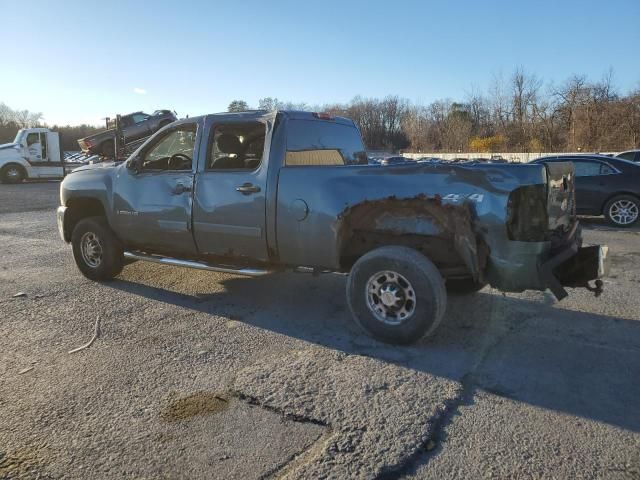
[123,251,271,277]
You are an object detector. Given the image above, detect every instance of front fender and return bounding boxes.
[60,164,119,228]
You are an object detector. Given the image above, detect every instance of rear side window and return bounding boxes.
[617,152,636,161]
[207,122,266,170]
[573,161,603,177]
[285,120,367,166]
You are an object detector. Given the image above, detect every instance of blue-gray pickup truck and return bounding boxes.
[57,110,608,344]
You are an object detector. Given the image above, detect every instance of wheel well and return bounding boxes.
[336,196,488,281]
[1,163,27,175]
[64,198,106,240]
[601,192,640,214]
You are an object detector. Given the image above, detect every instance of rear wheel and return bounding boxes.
[71,216,123,281]
[604,195,639,227]
[1,164,25,184]
[346,246,447,344]
[446,278,487,294]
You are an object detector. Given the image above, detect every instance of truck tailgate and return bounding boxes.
[544,161,575,235]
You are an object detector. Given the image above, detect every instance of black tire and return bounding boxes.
[604,194,639,228]
[346,246,447,345]
[71,216,123,281]
[446,277,487,294]
[100,140,114,157]
[1,164,26,184]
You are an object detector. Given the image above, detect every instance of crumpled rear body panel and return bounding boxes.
[276,161,555,290]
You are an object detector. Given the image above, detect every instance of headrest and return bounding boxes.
[217,134,241,154]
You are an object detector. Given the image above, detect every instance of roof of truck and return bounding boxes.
[197,110,355,126]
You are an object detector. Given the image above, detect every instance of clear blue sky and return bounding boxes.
[1,0,638,126]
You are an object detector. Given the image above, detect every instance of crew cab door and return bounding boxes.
[112,121,200,255]
[192,117,271,261]
[125,113,151,141]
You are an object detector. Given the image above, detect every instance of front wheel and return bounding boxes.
[1,164,25,184]
[604,195,639,227]
[346,246,447,344]
[71,216,123,281]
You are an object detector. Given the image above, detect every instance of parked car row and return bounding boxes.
[531,153,640,227]
[366,150,640,228]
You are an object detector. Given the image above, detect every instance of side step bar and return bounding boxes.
[123,251,272,277]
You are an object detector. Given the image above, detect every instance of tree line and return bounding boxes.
[2,68,638,153]
[230,69,639,153]
[0,103,102,151]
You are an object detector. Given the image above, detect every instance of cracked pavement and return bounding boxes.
[1,182,639,479]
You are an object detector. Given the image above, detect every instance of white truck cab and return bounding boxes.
[0,128,65,183]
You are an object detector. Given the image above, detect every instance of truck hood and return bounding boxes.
[0,142,20,150]
[70,161,121,174]
[0,144,23,161]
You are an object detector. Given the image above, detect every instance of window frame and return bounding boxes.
[571,159,620,177]
[136,123,199,173]
[283,119,367,167]
[205,121,267,173]
[132,113,150,124]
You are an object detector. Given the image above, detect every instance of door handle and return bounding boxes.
[173,183,192,194]
[236,183,261,195]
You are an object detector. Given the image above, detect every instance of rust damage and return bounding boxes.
[337,194,489,280]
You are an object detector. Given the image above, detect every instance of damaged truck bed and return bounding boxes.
[57,110,608,344]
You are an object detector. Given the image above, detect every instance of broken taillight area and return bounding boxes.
[506,185,549,241]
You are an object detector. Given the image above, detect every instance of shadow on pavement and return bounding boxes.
[106,270,640,433]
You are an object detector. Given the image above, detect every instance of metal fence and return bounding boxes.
[401,152,619,163]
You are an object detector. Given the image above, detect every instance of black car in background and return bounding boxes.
[531,154,640,227]
[616,150,640,162]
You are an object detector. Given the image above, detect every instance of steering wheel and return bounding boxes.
[168,153,192,169]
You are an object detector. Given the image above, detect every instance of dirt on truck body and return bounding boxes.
[337,194,488,282]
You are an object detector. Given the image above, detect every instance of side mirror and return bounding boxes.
[127,156,141,173]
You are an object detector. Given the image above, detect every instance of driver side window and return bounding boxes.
[141,125,196,171]
[132,113,149,124]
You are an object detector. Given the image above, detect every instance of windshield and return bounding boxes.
[13,129,25,144]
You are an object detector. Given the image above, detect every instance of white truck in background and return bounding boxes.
[0,128,74,183]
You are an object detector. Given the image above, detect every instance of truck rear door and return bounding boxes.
[191,116,271,261]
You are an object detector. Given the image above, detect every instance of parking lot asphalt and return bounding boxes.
[1,182,639,479]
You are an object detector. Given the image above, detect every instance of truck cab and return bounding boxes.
[0,128,65,183]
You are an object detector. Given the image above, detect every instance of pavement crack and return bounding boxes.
[381,293,525,479]
[230,391,329,428]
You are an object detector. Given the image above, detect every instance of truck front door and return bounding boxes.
[25,131,63,178]
[126,113,152,141]
[192,118,270,261]
[113,122,199,255]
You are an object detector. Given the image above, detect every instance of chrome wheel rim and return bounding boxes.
[365,270,416,325]
[609,200,638,225]
[7,168,19,179]
[80,231,103,268]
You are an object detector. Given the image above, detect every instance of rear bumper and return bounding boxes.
[540,243,609,300]
[485,222,609,299]
[57,206,70,242]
